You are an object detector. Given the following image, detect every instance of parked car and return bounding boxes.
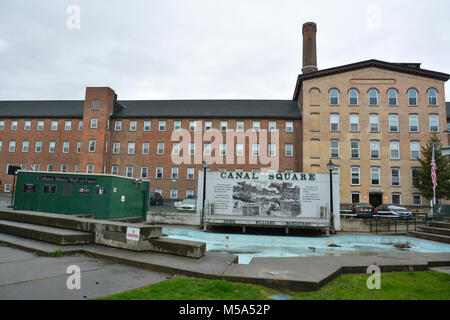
[375,204,412,217]
[176,198,197,211]
[149,192,163,206]
[351,202,376,218]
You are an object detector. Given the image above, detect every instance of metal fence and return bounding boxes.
[433,205,450,221]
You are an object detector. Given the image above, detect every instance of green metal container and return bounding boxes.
[13,171,149,220]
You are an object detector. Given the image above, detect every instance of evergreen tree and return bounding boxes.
[413,134,450,201]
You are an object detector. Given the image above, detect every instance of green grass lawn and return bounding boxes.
[97,271,449,300]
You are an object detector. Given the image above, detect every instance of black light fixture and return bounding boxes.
[201,160,208,228]
[327,159,335,233]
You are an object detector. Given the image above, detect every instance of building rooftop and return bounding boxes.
[293,59,450,99]
[0,99,301,120]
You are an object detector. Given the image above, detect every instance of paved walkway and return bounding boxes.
[0,246,168,300]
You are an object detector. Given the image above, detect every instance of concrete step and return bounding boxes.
[0,219,94,245]
[418,226,450,236]
[428,221,450,229]
[407,231,450,244]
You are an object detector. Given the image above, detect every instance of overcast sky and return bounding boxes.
[0,0,449,101]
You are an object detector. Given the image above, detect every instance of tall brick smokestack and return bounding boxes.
[302,22,318,74]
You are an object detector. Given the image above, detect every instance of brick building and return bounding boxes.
[0,22,449,207]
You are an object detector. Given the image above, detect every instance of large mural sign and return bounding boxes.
[197,171,340,230]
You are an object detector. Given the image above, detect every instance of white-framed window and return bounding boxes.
[268,143,277,157]
[172,142,180,156]
[88,118,97,129]
[78,120,83,131]
[429,114,439,132]
[32,164,40,172]
[428,88,438,106]
[51,120,58,131]
[389,114,399,132]
[0,120,4,130]
[9,140,16,152]
[269,121,277,133]
[329,89,339,105]
[285,121,293,132]
[410,141,420,160]
[370,140,380,159]
[170,189,178,199]
[350,140,360,159]
[113,142,120,154]
[351,167,360,185]
[189,120,196,132]
[253,121,260,132]
[11,120,18,131]
[128,142,135,155]
[88,140,96,153]
[349,114,359,132]
[47,164,54,172]
[330,140,339,158]
[129,121,137,131]
[411,167,420,185]
[171,167,179,180]
[236,121,244,132]
[35,141,42,153]
[409,114,419,132]
[143,120,151,131]
[115,120,122,131]
[156,167,163,179]
[142,142,150,155]
[349,89,358,106]
[126,166,133,178]
[220,143,227,156]
[186,190,194,198]
[111,166,119,175]
[61,164,67,172]
[63,141,70,153]
[156,142,165,155]
[74,164,79,173]
[203,143,211,156]
[174,120,181,131]
[285,144,293,157]
[330,114,339,132]
[368,89,378,106]
[408,88,418,106]
[391,168,401,186]
[252,144,259,157]
[22,141,29,153]
[220,120,228,132]
[413,194,422,205]
[24,120,31,131]
[351,192,361,204]
[187,167,195,180]
[236,143,244,156]
[141,167,148,179]
[188,143,195,156]
[37,120,44,131]
[390,141,400,159]
[65,120,72,131]
[392,193,401,205]
[204,120,212,131]
[92,99,100,110]
[371,167,380,186]
[49,141,56,153]
[159,120,166,131]
[0,140,2,152]
[388,89,398,106]
[369,114,379,132]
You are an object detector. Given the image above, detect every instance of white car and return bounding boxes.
[176,198,197,211]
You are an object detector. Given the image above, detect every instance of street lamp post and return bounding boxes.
[327,159,335,234]
[201,160,208,229]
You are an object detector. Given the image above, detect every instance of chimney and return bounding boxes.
[302,22,318,74]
